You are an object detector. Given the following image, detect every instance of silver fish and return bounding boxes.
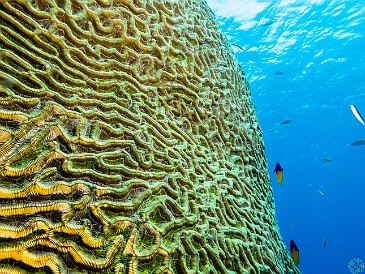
[350,104,365,126]
[316,186,325,196]
[259,19,274,26]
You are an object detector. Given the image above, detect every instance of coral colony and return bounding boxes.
[0,0,298,273]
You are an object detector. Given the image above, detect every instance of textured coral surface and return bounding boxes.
[0,0,299,273]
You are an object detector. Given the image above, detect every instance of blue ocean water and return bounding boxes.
[206,0,365,273]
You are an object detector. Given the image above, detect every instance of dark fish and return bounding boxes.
[323,238,326,249]
[273,163,283,184]
[274,71,285,75]
[350,140,365,146]
[280,120,292,125]
[322,158,332,163]
[231,44,244,51]
[290,240,300,266]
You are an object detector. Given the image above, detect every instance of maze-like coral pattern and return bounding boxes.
[0,0,299,273]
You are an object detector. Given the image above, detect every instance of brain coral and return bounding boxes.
[0,0,299,273]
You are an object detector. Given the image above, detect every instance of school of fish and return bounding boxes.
[271,104,365,269]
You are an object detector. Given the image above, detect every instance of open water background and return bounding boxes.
[206,0,365,273]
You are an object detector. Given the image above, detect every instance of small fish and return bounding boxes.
[350,140,365,146]
[268,129,279,133]
[273,163,284,184]
[260,19,274,26]
[316,186,325,196]
[231,43,244,51]
[350,105,365,126]
[322,158,332,163]
[290,240,300,266]
[280,120,292,125]
[323,238,326,249]
[274,71,285,75]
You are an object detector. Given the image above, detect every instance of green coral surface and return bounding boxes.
[0,0,299,273]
